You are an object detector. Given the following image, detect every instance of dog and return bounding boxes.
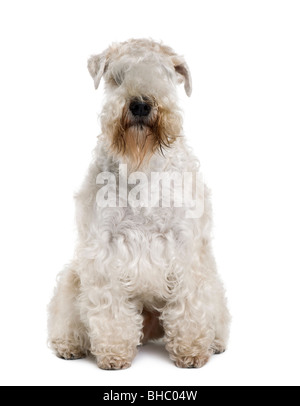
[48,39,230,369]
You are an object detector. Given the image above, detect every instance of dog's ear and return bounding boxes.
[88,50,109,90]
[172,56,192,97]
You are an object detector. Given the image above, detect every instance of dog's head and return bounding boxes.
[88,39,192,168]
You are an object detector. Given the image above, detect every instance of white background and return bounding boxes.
[0,0,299,386]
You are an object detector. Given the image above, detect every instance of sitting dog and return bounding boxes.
[48,39,230,369]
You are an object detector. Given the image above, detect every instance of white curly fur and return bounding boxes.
[48,39,230,370]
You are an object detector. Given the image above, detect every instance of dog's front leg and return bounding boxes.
[81,284,143,370]
[162,292,215,368]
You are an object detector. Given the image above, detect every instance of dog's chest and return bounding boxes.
[92,205,198,295]
[96,205,195,259]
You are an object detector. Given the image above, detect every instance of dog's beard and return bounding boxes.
[122,124,156,168]
[111,106,180,169]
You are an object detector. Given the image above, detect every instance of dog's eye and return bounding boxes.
[111,71,124,87]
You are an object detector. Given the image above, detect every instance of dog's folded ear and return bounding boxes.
[172,56,192,97]
[88,50,109,90]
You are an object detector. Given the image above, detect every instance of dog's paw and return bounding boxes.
[96,355,132,370]
[51,339,87,360]
[174,353,210,369]
[211,340,227,355]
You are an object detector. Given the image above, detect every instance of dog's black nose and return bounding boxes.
[129,101,151,117]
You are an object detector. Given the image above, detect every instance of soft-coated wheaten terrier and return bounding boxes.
[48,39,230,370]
